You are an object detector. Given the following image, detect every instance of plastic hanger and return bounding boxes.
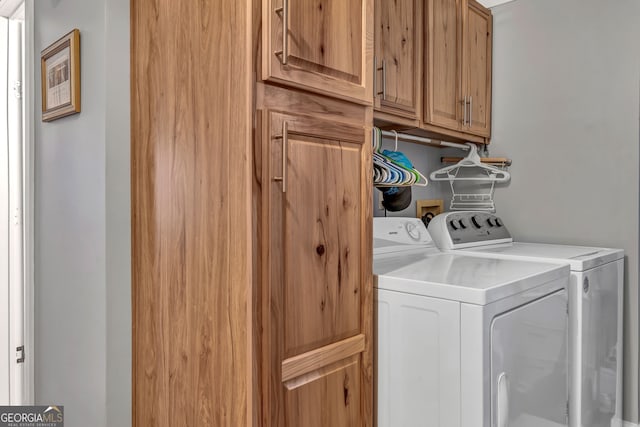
[429,143,510,182]
[373,128,428,187]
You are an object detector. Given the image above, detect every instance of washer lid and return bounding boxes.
[457,242,624,271]
[374,252,568,305]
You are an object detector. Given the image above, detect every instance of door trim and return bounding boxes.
[20,0,34,404]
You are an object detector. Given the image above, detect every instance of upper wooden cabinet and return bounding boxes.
[256,109,373,426]
[374,0,422,119]
[424,0,462,132]
[262,0,374,105]
[424,0,492,139]
[463,0,492,137]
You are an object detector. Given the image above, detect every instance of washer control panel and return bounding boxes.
[427,211,512,250]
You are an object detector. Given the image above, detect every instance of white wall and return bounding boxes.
[488,0,640,422]
[33,0,130,426]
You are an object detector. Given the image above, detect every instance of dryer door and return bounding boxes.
[491,289,568,427]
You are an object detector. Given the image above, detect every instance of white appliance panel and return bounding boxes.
[570,260,623,427]
[375,253,567,305]
[427,211,624,427]
[457,242,623,271]
[491,290,568,426]
[375,288,460,427]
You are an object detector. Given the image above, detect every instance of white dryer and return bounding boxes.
[428,211,624,427]
[374,217,570,427]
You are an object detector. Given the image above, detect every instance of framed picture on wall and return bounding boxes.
[41,29,80,122]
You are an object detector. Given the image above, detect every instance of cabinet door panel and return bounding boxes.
[464,0,492,137]
[263,0,373,104]
[285,356,361,427]
[284,133,362,356]
[425,0,463,131]
[374,0,421,118]
[259,110,372,426]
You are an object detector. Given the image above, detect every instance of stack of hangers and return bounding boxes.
[372,128,428,187]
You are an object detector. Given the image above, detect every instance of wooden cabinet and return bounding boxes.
[424,0,462,132]
[133,0,374,425]
[256,108,373,427]
[463,0,492,137]
[423,0,492,139]
[262,0,374,105]
[374,0,422,119]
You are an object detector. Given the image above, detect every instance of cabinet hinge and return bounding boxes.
[16,346,24,363]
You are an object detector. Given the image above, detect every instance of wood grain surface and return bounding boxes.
[131,0,252,425]
[425,0,463,132]
[257,109,373,426]
[374,0,422,118]
[262,0,374,104]
[464,0,492,137]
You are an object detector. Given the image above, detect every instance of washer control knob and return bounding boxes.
[495,218,503,227]
[487,218,495,227]
[471,216,482,229]
[458,219,467,229]
[583,277,590,293]
[449,220,459,230]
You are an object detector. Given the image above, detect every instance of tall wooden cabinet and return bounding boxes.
[257,0,374,426]
[131,1,253,426]
[374,0,422,119]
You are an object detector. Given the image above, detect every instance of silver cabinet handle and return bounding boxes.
[376,60,386,100]
[382,59,387,100]
[469,96,473,127]
[373,55,377,98]
[461,96,468,126]
[273,121,288,193]
[274,0,289,65]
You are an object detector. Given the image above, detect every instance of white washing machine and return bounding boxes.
[428,211,624,427]
[374,217,570,427]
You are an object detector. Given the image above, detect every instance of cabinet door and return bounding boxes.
[463,0,492,137]
[424,0,464,132]
[374,0,422,119]
[262,0,373,105]
[258,110,373,426]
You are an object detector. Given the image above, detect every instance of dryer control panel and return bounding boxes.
[428,211,512,250]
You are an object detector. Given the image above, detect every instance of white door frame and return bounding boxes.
[19,0,34,405]
[8,12,25,406]
[4,0,34,405]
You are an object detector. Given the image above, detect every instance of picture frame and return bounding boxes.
[41,29,80,122]
[416,199,444,221]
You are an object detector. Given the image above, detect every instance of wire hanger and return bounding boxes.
[429,143,510,182]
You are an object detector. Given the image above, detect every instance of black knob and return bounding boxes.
[495,218,503,227]
[487,218,494,227]
[449,220,458,230]
[458,219,467,229]
[471,216,482,228]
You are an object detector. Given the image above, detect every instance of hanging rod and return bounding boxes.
[379,129,470,150]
